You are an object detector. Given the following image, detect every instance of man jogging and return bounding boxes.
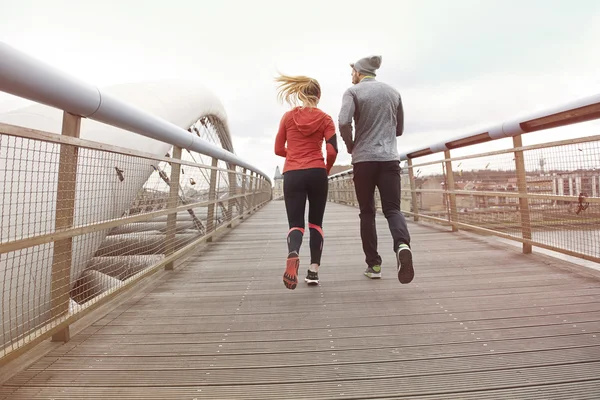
[338,55,414,284]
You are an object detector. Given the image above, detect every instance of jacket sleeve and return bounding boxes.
[338,89,355,154]
[274,113,287,157]
[324,117,338,174]
[396,94,404,137]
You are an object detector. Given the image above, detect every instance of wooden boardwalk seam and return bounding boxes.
[2,201,600,399]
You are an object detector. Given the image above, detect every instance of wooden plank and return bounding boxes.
[3,364,600,399]
[38,320,600,354]
[8,346,600,386]
[3,380,600,400]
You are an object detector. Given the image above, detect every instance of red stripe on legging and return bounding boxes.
[288,227,305,235]
[308,223,324,238]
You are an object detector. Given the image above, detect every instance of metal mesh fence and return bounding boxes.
[0,126,271,358]
[450,149,524,238]
[521,139,600,259]
[0,135,60,242]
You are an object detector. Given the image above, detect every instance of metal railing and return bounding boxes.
[0,43,271,362]
[329,94,600,265]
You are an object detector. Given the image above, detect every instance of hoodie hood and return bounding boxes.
[291,107,328,136]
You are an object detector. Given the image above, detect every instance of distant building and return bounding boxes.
[551,172,599,198]
[272,166,284,200]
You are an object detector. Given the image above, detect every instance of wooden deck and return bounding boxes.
[2,201,600,399]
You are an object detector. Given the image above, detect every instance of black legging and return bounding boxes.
[283,168,328,265]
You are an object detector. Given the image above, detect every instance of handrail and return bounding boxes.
[400,93,600,160]
[0,118,272,361]
[0,41,271,184]
[0,42,273,362]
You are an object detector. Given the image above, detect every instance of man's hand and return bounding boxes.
[339,89,356,156]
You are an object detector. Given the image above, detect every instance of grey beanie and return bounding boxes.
[351,55,382,76]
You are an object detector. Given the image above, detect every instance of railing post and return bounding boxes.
[513,134,533,254]
[206,157,219,242]
[256,176,261,207]
[247,172,253,213]
[240,168,247,218]
[444,150,459,232]
[259,177,266,207]
[165,146,182,270]
[248,172,255,212]
[351,176,357,206]
[333,179,338,203]
[345,179,350,204]
[227,164,236,228]
[407,158,419,222]
[330,178,335,203]
[50,112,81,343]
[252,172,258,211]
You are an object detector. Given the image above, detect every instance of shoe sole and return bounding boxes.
[283,256,300,290]
[305,278,319,285]
[364,271,382,279]
[397,248,414,284]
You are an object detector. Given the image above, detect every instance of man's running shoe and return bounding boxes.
[305,270,319,285]
[364,265,382,279]
[283,251,300,290]
[397,244,414,284]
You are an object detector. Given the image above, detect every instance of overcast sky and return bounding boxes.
[1,0,600,177]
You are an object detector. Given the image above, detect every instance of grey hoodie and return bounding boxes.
[338,77,404,164]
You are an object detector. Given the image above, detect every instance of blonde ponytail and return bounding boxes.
[275,74,321,108]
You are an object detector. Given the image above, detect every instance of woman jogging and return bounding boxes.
[274,74,338,289]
